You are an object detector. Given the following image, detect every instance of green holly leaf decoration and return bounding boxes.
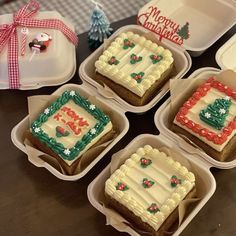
[147,203,160,214]
[170,175,182,188]
[150,54,163,64]
[140,157,152,168]
[130,72,145,83]
[108,56,119,65]
[130,54,142,64]
[116,182,129,191]
[123,39,135,49]
[199,97,232,130]
[142,178,155,188]
[56,126,70,138]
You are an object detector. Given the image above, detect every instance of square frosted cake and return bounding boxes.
[173,77,236,161]
[95,31,174,106]
[30,90,113,174]
[105,145,195,235]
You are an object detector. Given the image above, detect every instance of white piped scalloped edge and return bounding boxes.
[105,145,195,231]
[95,31,174,97]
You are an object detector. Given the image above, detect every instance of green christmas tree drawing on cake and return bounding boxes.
[199,97,232,130]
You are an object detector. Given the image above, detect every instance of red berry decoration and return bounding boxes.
[123,39,135,49]
[108,56,119,65]
[140,157,152,168]
[147,203,160,214]
[116,182,129,191]
[130,54,142,64]
[150,54,163,64]
[142,178,155,188]
[131,72,145,83]
[170,175,182,188]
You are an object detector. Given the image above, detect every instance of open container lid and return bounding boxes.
[216,34,236,71]
[138,0,236,56]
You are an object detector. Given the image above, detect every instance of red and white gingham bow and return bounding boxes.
[0,0,78,89]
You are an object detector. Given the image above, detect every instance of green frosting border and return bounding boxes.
[30,90,110,161]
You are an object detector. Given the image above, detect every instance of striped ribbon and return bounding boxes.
[0,0,78,89]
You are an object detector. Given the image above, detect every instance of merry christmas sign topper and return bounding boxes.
[137,4,190,46]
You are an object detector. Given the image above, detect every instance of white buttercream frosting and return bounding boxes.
[95,32,174,97]
[105,145,195,231]
[174,87,236,151]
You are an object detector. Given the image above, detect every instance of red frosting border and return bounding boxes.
[175,77,236,145]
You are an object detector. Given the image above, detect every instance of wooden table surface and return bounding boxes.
[0,16,236,236]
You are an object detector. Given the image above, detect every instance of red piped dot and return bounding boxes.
[192,124,201,133]
[186,120,195,129]
[206,131,215,141]
[184,101,192,109]
[199,128,208,137]
[214,133,227,145]
[223,126,233,136]
[225,88,233,97]
[206,77,215,83]
[193,92,202,100]
[189,98,197,106]
[231,92,236,100]
[229,121,236,129]
[217,83,225,92]
[180,107,188,115]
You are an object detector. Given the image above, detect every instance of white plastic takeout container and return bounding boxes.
[87,134,216,236]
[11,83,130,181]
[0,11,77,90]
[154,68,236,169]
[79,25,192,114]
[87,32,236,236]
[155,32,236,169]
[138,0,236,56]
[216,33,236,71]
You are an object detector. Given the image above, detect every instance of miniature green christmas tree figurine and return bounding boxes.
[199,97,232,130]
[88,5,113,50]
[177,22,190,40]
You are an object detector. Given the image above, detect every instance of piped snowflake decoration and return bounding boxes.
[44,108,50,115]
[34,127,41,133]
[219,108,226,115]
[63,149,71,156]
[89,104,96,110]
[204,112,211,118]
[90,128,96,135]
[70,91,76,96]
